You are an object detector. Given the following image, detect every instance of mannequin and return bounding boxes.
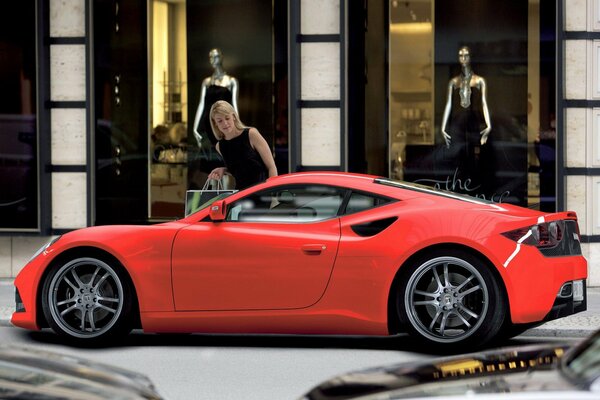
[192,48,239,147]
[441,46,491,148]
[439,46,494,197]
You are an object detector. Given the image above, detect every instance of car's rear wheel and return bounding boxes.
[41,257,134,343]
[397,249,506,351]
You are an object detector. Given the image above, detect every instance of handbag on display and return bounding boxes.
[185,178,236,216]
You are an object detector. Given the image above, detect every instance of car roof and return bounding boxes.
[268,171,378,184]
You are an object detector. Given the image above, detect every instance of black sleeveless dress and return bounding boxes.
[218,128,267,190]
[446,86,489,192]
[447,86,486,149]
[199,85,233,146]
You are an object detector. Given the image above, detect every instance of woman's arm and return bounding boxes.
[208,143,228,180]
[248,128,278,178]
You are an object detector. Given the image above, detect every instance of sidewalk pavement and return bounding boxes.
[0,279,598,338]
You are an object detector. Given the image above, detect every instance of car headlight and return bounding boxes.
[28,236,61,263]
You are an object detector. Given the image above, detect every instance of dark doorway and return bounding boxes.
[93,0,149,225]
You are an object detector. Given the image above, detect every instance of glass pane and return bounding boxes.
[532,1,557,212]
[149,0,288,219]
[390,0,555,209]
[229,185,344,223]
[0,1,38,230]
[94,0,149,225]
[345,192,391,215]
[389,0,434,181]
[186,0,287,187]
[150,0,189,218]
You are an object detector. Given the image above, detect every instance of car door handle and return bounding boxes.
[302,244,327,255]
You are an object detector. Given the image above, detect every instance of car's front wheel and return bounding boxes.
[397,249,506,351]
[41,257,134,343]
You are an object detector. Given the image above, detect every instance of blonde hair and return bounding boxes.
[209,100,246,140]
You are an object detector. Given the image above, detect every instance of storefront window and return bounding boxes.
[389,0,555,210]
[0,1,38,230]
[149,0,288,219]
[149,0,189,218]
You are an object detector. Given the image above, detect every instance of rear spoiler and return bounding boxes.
[541,211,578,222]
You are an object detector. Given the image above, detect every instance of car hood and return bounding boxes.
[302,344,575,400]
[48,221,187,255]
[0,345,164,399]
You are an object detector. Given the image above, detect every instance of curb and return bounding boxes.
[0,307,13,327]
[523,315,600,338]
[523,328,596,338]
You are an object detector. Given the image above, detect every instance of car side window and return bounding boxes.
[226,185,346,223]
[343,191,393,215]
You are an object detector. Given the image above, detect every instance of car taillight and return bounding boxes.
[502,221,564,248]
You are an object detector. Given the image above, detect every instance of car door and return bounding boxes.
[171,184,345,311]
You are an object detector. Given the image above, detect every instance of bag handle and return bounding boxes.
[202,177,224,191]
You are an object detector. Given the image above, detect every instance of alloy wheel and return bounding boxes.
[404,256,489,343]
[46,257,125,339]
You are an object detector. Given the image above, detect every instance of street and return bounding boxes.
[0,280,591,399]
[0,325,578,400]
[1,327,428,400]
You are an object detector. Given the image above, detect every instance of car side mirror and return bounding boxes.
[208,200,227,221]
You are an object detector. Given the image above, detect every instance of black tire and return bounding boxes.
[397,248,506,351]
[41,256,134,344]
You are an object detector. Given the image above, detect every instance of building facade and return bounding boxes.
[0,0,598,287]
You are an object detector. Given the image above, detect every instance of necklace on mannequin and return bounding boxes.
[459,68,473,108]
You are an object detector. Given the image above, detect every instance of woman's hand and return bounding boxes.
[208,167,227,180]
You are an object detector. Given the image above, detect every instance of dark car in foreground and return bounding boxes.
[301,329,600,400]
[0,345,164,399]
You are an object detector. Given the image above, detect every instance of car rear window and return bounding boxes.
[374,178,493,205]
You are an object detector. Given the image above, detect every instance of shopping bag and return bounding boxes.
[185,179,236,216]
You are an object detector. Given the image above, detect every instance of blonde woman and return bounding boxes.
[207,100,277,190]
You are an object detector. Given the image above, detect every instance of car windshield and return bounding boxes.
[562,330,600,385]
[375,177,495,205]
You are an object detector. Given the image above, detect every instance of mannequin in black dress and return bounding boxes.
[441,46,491,149]
[192,48,239,148]
[440,46,492,192]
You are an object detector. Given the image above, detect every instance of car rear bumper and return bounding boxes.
[543,279,587,322]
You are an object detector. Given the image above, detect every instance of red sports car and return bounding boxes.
[12,172,587,350]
